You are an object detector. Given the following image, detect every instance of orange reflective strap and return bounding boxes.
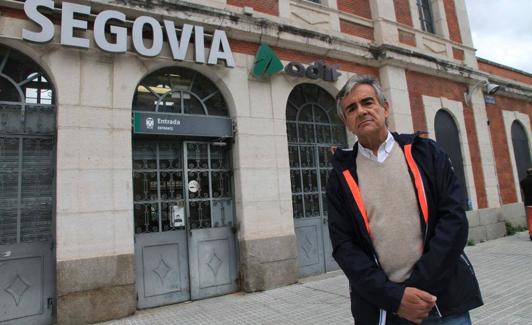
[403,144,429,225]
[342,170,372,237]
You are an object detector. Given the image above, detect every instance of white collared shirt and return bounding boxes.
[357,131,395,163]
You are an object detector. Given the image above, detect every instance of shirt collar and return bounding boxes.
[357,131,395,162]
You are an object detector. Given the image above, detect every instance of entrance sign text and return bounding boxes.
[22,0,235,67]
[133,112,233,138]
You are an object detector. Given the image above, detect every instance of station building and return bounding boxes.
[0,0,530,324]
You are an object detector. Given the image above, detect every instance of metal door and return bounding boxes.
[184,142,237,300]
[133,140,190,308]
[290,144,338,277]
[133,140,237,308]
[0,136,55,325]
[434,110,469,209]
[511,121,531,186]
[0,45,56,325]
[286,84,346,277]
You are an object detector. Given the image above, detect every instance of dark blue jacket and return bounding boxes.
[326,132,483,325]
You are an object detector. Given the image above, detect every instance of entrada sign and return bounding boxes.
[22,0,235,67]
[133,112,233,138]
[252,43,341,82]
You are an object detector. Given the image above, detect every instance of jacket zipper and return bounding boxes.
[373,255,388,325]
[460,254,476,275]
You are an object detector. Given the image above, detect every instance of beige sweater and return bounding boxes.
[356,143,423,283]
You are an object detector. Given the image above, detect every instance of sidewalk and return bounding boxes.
[101,232,532,325]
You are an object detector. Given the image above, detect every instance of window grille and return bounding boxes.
[417,0,435,34]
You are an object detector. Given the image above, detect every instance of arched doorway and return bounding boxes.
[434,109,469,209]
[131,67,237,309]
[286,83,347,276]
[0,45,56,324]
[511,120,531,200]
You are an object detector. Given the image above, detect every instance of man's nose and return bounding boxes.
[358,105,368,115]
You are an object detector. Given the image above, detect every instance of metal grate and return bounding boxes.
[0,45,55,245]
[286,84,346,219]
[132,140,233,233]
[417,0,435,34]
[133,67,229,116]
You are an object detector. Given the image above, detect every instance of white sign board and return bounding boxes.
[22,0,235,67]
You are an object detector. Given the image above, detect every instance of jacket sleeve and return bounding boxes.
[327,170,405,313]
[405,141,468,293]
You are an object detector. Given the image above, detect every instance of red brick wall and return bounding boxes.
[452,47,464,61]
[478,61,532,84]
[399,30,416,46]
[394,0,413,26]
[340,19,374,41]
[227,0,278,16]
[443,0,462,43]
[337,0,372,19]
[406,71,488,208]
[486,96,532,204]
[230,40,379,76]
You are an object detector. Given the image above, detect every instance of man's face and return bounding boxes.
[339,84,389,139]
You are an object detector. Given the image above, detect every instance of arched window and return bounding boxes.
[511,120,531,186]
[434,109,469,208]
[133,67,228,116]
[0,45,55,245]
[0,44,56,324]
[286,84,346,218]
[131,67,237,307]
[286,83,346,276]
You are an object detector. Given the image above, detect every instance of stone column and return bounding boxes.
[370,0,399,44]
[379,65,414,133]
[51,48,143,324]
[469,87,501,207]
[233,59,298,292]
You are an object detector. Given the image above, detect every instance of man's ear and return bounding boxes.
[383,100,390,117]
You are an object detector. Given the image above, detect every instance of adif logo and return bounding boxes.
[252,43,284,78]
[146,117,154,129]
[252,43,341,82]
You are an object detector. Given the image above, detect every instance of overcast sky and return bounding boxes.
[465,0,532,73]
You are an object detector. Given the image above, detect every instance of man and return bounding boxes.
[520,168,532,241]
[327,75,483,325]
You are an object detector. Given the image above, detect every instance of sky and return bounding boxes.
[465,0,532,73]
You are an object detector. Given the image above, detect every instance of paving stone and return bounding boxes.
[98,232,532,325]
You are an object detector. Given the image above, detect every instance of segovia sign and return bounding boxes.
[252,43,341,82]
[22,0,235,67]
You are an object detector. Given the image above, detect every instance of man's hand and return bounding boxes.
[397,287,436,324]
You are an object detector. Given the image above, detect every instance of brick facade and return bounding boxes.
[337,0,372,19]
[444,0,462,43]
[399,30,417,46]
[227,0,278,16]
[394,0,413,27]
[339,19,374,41]
[406,71,488,208]
[479,61,532,84]
[229,40,378,76]
[486,96,532,204]
[452,47,464,61]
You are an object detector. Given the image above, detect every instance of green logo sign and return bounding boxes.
[252,43,284,78]
[252,43,341,82]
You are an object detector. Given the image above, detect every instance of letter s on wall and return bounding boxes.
[22,0,55,43]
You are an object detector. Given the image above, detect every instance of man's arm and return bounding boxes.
[327,171,405,312]
[405,141,469,292]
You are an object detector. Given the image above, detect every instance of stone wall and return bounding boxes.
[467,202,527,244]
